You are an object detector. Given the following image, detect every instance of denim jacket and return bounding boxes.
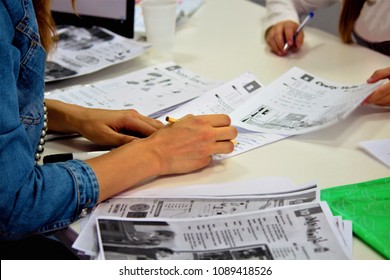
[0,0,99,240]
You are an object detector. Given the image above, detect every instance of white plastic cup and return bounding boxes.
[141,0,177,60]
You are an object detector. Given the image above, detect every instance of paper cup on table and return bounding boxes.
[141,0,177,60]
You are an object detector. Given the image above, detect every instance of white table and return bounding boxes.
[45,0,390,259]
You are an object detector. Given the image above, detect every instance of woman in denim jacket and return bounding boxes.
[0,0,237,247]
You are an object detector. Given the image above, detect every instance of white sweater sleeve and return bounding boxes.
[264,0,338,33]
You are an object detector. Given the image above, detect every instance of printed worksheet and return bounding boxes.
[45,26,149,82]
[158,73,287,159]
[230,67,384,135]
[45,62,220,118]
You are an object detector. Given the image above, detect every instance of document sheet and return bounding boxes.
[45,26,149,82]
[45,62,220,118]
[230,67,384,135]
[157,72,287,159]
[359,139,390,168]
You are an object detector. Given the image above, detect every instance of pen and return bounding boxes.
[43,150,110,164]
[165,116,238,145]
[283,11,314,52]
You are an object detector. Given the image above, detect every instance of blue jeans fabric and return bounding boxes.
[0,0,99,240]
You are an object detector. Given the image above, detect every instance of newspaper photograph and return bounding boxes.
[45,26,149,82]
[96,202,350,260]
[73,185,318,256]
[229,67,384,135]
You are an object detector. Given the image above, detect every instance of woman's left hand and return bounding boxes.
[77,107,164,146]
[46,99,164,146]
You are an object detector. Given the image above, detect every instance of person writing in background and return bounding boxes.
[264,0,390,106]
[0,0,237,258]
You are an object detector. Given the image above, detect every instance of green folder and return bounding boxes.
[321,177,390,259]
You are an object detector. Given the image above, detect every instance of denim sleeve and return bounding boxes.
[0,1,100,240]
[0,159,100,240]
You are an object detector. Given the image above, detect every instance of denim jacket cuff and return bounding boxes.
[63,160,100,219]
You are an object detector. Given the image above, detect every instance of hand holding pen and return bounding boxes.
[265,12,314,56]
[283,12,314,52]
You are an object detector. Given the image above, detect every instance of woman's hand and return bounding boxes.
[265,20,303,56]
[143,114,238,175]
[77,108,164,146]
[87,114,238,201]
[46,99,163,146]
[366,67,390,106]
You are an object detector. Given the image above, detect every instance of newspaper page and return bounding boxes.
[45,62,220,118]
[158,72,287,159]
[45,26,149,82]
[229,67,384,135]
[73,184,318,257]
[96,201,350,260]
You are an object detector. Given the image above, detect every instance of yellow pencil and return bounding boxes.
[166,116,177,123]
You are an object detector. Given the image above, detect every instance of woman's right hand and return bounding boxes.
[87,114,238,202]
[265,20,303,56]
[145,114,238,175]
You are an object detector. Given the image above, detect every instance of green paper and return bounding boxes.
[321,177,390,259]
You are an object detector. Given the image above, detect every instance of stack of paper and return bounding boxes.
[71,179,352,260]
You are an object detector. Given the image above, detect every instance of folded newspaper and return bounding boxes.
[72,182,352,259]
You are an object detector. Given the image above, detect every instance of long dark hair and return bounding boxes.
[338,0,366,43]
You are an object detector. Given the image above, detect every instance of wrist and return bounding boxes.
[46,99,78,133]
[136,137,166,176]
